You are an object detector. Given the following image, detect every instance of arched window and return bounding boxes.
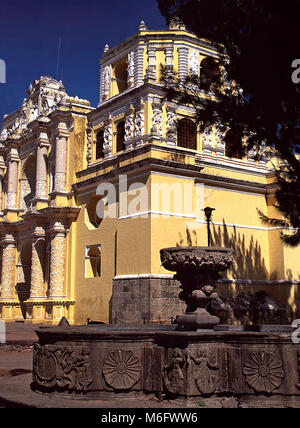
[20,155,36,210]
[178,118,197,150]
[86,195,103,228]
[200,57,219,91]
[224,129,243,159]
[85,245,101,278]
[116,121,126,153]
[96,130,104,160]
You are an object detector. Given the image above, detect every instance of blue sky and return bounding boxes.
[0,0,166,121]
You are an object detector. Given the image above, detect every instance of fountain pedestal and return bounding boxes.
[160,247,234,330]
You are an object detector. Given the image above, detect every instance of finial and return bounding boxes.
[139,20,147,31]
[104,44,109,53]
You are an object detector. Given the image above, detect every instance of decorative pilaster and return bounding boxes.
[151,100,163,138]
[134,47,144,87]
[127,52,135,88]
[49,221,67,299]
[35,133,49,201]
[124,105,135,150]
[0,153,6,212]
[165,102,177,147]
[103,119,113,158]
[134,101,145,147]
[30,227,46,299]
[0,233,16,299]
[6,148,19,210]
[178,47,189,81]
[54,135,67,193]
[202,127,214,154]
[145,46,156,83]
[188,49,199,76]
[103,65,111,101]
[215,123,228,156]
[165,46,174,79]
[86,127,92,165]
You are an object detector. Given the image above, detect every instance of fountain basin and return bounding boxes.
[160,247,234,330]
[160,246,234,273]
[3,324,296,408]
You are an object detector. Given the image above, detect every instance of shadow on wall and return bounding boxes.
[211,221,268,280]
[176,221,268,280]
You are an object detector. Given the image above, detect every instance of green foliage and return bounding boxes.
[158,0,300,246]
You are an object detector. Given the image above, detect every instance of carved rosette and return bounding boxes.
[33,344,92,393]
[103,349,141,390]
[243,352,284,393]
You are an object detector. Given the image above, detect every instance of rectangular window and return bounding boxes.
[85,245,101,278]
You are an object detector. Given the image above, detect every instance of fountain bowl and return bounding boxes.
[160,246,234,273]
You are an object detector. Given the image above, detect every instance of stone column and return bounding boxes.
[6,149,19,210]
[178,47,189,81]
[54,135,67,193]
[48,221,67,299]
[35,135,49,199]
[0,233,16,299]
[30,227,46,299]
[134,47,144,87]
[0,154,6,211]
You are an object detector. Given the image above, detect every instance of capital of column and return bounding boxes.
[49,220,68,237]
[32,226,46,240]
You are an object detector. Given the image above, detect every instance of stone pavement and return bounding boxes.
[0,322,38,388]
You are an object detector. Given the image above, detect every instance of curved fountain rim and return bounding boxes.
[160,246,234,253]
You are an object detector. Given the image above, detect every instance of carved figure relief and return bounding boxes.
[243,351,284,393]
[190,350,219,395]
[33,344,92,392]
[102,349,141,390]
[163,348,188,395]
[134,109,144,138]
[151,104,163,135]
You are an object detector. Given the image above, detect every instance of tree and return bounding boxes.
[157,0,300,246]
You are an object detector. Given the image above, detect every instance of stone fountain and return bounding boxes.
[160,246,234,330]
[0,246,300,408]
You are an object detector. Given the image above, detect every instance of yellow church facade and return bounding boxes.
[0,21,299,325]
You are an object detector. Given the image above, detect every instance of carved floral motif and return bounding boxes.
[103,349,141,390]
[243,351,284,393]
